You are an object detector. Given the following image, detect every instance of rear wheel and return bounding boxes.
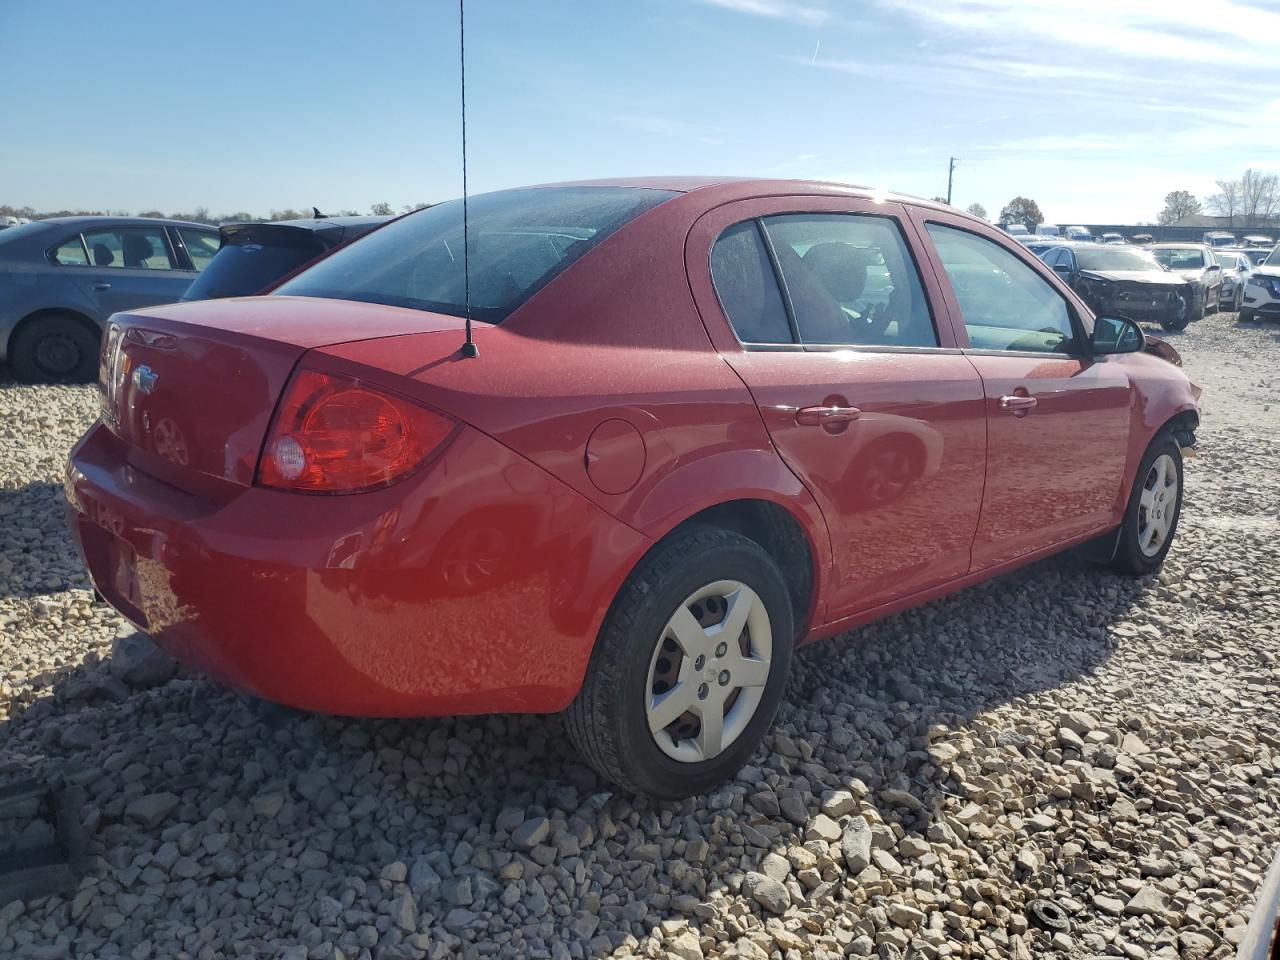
[1109,435,1183,576]
[565,527,794,799]
[1160,316,1188,332]
[9,314,100,384]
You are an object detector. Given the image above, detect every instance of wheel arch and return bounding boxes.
[628,496,825,641]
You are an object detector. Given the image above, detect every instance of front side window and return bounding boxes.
[710,221,792,344]
[761,213,937,347]
[179,228,220,271]
[82,228,174,269]
[926,223,1077,354]
[276,186,677,323]
[53,236,89,266]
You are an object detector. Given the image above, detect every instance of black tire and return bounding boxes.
[1109,434,1184,576]
[9,314,100,384]
[1160,316,1188,332]
[1239,308,1255,323]
[564,527,794,799]
[1187,292,1205,322]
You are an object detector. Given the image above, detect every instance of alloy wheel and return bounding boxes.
[1138,453,1179,557]
[645,579,772,763]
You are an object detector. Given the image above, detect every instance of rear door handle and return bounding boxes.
[93,282,112,291]
[796,405,863,426]
[999,395,1038,413]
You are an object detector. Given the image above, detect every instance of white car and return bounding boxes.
[1241,247,1280,322]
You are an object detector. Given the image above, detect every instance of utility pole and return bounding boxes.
[946,156,957,205]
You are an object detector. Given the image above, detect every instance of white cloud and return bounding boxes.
[869,0,1280,70]
[695,0,830,26]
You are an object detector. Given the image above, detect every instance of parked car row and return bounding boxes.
[0,214,389,382]
[1034,237,1275,330]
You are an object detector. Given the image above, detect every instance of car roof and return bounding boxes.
[528,176,950,210]
[1150,242,1208,248]
[34,215,215,230]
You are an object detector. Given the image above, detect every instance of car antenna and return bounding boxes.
[312,206,327,219]
[458,0,478,359]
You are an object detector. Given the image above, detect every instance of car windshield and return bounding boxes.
[276,186,677,323]
[1266,248,1280,266]
[1152,247,1205,269]
[1075,247,1163,271]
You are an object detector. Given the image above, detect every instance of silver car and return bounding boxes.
[0,216,218,382]
[1214,250,1254,312]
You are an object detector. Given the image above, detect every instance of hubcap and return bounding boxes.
[1137,453,1179,557]
[35,334,80,375]
[645,579,772,763]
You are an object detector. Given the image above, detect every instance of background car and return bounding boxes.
[1149,243,1224,320]
[1242,246,1280,323]
[1100,232,1128,244]
[1043,243,1192,330]
[181,215,391,302]
[1243,247,1275,266]
[1214,250,1253,311]
[1065,225,1092,241]
[1203,231,1236,247]
[0,216,218,382]
[1242,234,1274,249]
[66,178,1199,799]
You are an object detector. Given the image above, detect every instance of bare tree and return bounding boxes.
[369,202,394,216]
[965,202,987,219]
[1157,190,1201,225]
[1240,169,1279,227]
[1206,178,1241,225]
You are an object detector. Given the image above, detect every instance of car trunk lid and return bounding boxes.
[99,296,471,493]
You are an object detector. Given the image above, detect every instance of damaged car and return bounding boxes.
[1150,243,1224,321]
[1043,244,1193,331]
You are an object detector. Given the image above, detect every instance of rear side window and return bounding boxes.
[710,221,792,344]
[276,187,677,323]
[53,236,89,266]
[762,214,937,347]
[82,228,174,270]
[927,223,1076,354]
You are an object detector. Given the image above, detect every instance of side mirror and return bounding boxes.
[1092,316,1144,354]
[1206,264,1221,272]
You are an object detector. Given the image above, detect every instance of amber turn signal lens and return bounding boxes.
[258,369,455,493]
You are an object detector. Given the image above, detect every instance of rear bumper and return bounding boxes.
[66,422,649,716]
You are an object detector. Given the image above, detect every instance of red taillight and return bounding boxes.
[257,369,455,493]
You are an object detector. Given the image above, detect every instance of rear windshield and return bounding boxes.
[274,186,678,323]
[182,235,326,301]
[1152,247,1205,269]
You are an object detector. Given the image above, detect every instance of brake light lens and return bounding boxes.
[258,369,455,493]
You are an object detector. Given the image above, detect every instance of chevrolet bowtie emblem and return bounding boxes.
[133,365,158,395]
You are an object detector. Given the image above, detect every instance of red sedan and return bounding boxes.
[66,179,1200,798]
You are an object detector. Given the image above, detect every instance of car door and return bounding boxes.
[687,197,987,621]
[908,207,1134,568]
[64,225,193,317]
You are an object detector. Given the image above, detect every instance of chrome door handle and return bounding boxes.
[93,282,112,290]
[999,395,1038,413]
[796,405,863,426]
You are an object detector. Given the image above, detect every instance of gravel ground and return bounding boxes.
[1,310,1278,960]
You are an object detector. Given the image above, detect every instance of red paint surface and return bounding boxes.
[67,179,1201,717]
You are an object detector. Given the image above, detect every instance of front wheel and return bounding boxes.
[1160,316,1188,332]
[564,527,794,799]
[1109,435,1184,576]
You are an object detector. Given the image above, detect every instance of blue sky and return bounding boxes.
[2,0,1276,223]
